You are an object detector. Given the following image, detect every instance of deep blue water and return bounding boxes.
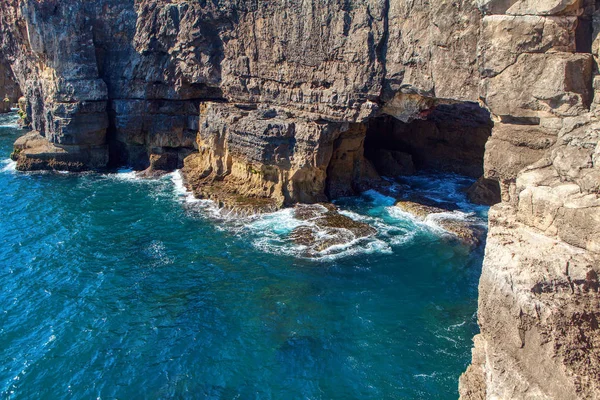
[0,112,484,399]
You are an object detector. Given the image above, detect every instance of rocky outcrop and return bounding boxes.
[458,1,600,399]
[395,200,485,247]
[180,102,379,209]
[467,177,502,205]
[460,205,600,400]
[0,0,486,173]
[0,0,599,398]
[11,130,108,171]
[290,203,377,256]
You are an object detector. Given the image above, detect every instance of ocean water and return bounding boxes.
[0,112,485,399]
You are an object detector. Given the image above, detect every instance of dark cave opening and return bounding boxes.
[364,102,494,179]
[363,102,501,205]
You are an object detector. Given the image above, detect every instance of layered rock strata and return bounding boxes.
[181,103,379,209]
[459,1,600,399]
[0,0,598,398]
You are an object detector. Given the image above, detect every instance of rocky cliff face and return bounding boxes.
[0,0,598,398]
[0,56,20,113]
[458,2,600,399]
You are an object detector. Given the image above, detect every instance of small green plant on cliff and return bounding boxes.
[10,148,21,161]
[2,97,9,103]
[247,165,261,175]
[17,109,26,120]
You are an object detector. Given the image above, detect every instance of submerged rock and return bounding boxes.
[395,200,484,247]
[289,204,377,256]
[436,219,484,248]
[395,200,448,219]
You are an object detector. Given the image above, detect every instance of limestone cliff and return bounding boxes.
[0,0,598,398]
[0,57,20,113]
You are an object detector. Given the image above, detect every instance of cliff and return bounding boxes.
[0,56,20,113]
[0,0,598,398]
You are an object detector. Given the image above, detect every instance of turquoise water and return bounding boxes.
[0,112,484,399]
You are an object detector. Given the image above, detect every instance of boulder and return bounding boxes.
[467,177,502,205]
[11,131,108,172]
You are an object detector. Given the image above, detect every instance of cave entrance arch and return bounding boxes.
[362,101,500,205]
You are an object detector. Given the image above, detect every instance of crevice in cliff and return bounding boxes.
[105,96,227,171]
[576,15,593,54]
[376,0,390,100]
[0,57,21,114]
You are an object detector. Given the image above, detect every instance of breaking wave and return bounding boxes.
[171,171,488,261]
[1,158,16,173]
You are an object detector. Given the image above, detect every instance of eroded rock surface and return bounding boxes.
[395,200,485,248]
[290,203,377,256]
[458,1,600,399]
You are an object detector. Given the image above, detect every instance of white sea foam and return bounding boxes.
[111,168,140,181]
[1,159,16,173]
[245,208,305,235]
[436,334,460,347]
[169,171,225,221]
[165,171,488,260]
[362,189,396,206]
[385,206,423,225]
[0,119,20,128]
[0,112,21,128]
[414,372,438,379]
[423,211,470,231]
[170,170,201,204]
[238,191,428,260]
[445,320,467,331]
[338,209,367,221]
[386,202,485,240]
[315,238,393,261]
[242,204,402,261]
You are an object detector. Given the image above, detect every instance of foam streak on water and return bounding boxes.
[1,159,16,173]
[167,170,487,261]
[0,112,485,399]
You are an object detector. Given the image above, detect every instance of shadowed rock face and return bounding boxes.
[1,0,599,398]
[365,103,494,178]
[0,57,20,113]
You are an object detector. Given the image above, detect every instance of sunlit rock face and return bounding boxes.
[0,0,486,173]
[459,1,600,399]
[0,0,599,398]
